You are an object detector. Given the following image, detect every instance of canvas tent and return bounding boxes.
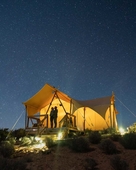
[72,96,118,131]
[23,83,118,131]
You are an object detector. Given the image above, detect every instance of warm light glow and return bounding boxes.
[119,127,125,134]
[35,136,41,141]
[58,132,63,140]
[32,143,45,149]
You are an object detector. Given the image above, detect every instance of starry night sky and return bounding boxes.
[0,0,136,130]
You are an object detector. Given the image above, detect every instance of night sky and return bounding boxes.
[0,0,136,130]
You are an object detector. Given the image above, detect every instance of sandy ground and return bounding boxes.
[16,141,136,170]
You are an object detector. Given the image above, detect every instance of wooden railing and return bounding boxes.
[26,114,48,129]
[59,113,76,128]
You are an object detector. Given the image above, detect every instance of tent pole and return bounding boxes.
[70,99,72,114]
[113,103,115,129]
[113,102,118,131]
[25,106,28,129]
[110,92,115,130]
[83,107,86,131]
[41,93,56,128]
[109,105,112,129]
[112,93,118,130]
[55,92,67,114]
[45,93,56,115]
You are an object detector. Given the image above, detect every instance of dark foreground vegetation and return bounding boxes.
[0,125,136,170]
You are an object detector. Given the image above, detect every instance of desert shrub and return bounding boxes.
[6,137,16,145]
[0,141,15,158]
[128,123,136,132]
[20,136,32,146]
[110,134,122,142]
[12,128,26,140]
[44,137,55,148]
[68,131,78,138]
[89,131,101,144]
[0,128,9,142]
[68,137,90,152]
[57,139,68,147]
[101,128,116,134]
[119,133,136,149]
[84,128,93,136]
[84,158,98,170]
[99,138,118,154]
[110,155,129,170]
[10,137,16,144]
[0,156,27,170]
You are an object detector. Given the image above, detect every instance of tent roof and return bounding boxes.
[23,83,71,116]
[74,96,111,107]
[72,96,112,118]
[23,83,116,118]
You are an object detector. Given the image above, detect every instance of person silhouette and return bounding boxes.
[50,107,54,128]
[53,106,58,128]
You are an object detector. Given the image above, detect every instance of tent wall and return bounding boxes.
[73,107,110,131]
[73,104,118,131]
[40,99,71,128]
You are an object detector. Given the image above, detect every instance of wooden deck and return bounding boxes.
[25,126,79,140]
[25,112,79,140]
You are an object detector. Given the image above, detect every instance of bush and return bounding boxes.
[0,141,15,158]
[119,133,136,149]
[44,137,55,148]
[11,129,26,140]
[57,139,68,147]
[68,137,90,152]
[99,139,118,154]
[84,128,93,136]
[20,136,32,146]
[0,129,9,142]
[128,123,136,132]
[110,134,122,142]
[110,155,129,170]
[89,131,101,144]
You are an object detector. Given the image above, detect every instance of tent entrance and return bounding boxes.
[25,90,78,136]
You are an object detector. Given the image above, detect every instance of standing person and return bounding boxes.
[50,107,54,128]
[70,117,73,127]
[54,106,58,128]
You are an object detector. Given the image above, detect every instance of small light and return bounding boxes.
[119,127,125,134]
[35,136,41,141]
[58,132,63,140]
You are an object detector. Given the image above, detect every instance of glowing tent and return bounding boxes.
[72,96,118,131]
[23,83,118,131]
